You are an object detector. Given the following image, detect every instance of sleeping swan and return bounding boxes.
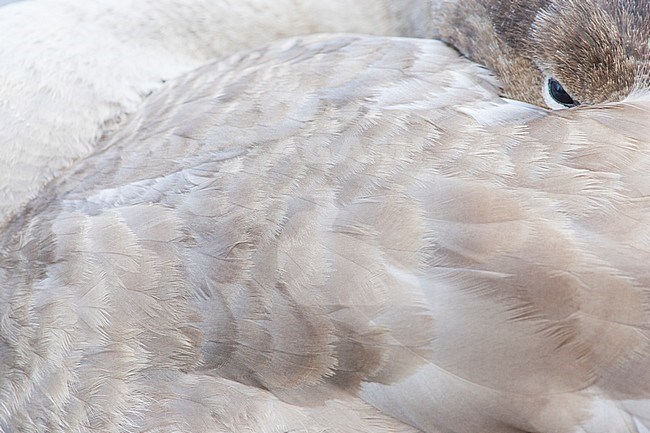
[432,0,650,107]
[1,0,650,432]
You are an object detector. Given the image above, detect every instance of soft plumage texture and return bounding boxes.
[0,0,432,227]
[431,0,650,106]
[1,34,649,432]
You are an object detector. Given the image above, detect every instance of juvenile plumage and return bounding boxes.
[0,1,649,433]
[0,0,431,227]
[432,0,650,107]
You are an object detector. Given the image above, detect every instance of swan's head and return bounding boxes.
[431,0,650,108]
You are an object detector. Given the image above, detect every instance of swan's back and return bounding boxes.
[0,0,431,227]
[2,34,649,433]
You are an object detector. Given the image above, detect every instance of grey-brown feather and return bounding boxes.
[432,0,650,106]
[1,34,649,432]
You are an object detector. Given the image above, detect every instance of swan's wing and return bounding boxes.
[0,0,430,225]
[2,34,649,433]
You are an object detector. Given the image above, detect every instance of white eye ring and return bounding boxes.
[542,75,580,109]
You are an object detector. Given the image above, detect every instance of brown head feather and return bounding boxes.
[432,0,650,106]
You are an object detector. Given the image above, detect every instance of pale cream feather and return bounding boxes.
[1,33,649,432]
[0,0,432,227]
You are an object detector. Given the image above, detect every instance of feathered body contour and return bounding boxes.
[0,0,431,226]
[1,0,650,432]
[1,34,649,433]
